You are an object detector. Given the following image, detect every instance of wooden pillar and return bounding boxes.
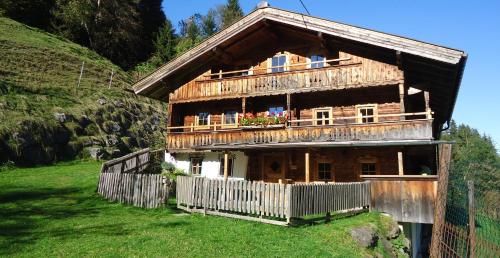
[468,181,476,258]
[242,97,246,115]
[305,151,310,183]
[424,91,432,119]
[429,143,452,257]
[223,152,229,180]
[286,93,291,127]
[398,151,404,176]
[167,103,173,127]
[399,83,405,121]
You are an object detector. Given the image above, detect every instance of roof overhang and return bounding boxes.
[133,7,467,124]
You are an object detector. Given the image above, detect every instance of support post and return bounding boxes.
[223,152,229,180]
[305,151,310,183]
[399,83,405,121]
[77,61,85,88]
[429,143,452,257]
[242,97,246,115]
[286,93,291,127]
[398,151,404,176]
[468,181,476,258]
[424,91,432,119]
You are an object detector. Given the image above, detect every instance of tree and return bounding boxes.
[51,0,164,69]
[175,14,202,55]
[137,0,166,60]
[154,18,176,63]
[201,8,219,37]
[220,0,243,28]
[441,120,500,205]
[0,0,55,30]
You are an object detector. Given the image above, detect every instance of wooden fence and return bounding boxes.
[96,148,169,208]
[176,176,370,225]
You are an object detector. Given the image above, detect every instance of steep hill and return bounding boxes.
[0,17,166,166]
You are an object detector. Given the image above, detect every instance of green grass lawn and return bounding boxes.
[0,161,399,257]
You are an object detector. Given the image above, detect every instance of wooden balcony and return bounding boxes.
[361,175,438,224]
[167,115,433,151]
[169,60,404,103]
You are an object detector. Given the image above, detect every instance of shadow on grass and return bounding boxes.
[291,209,369,227]
[0,187,123,256]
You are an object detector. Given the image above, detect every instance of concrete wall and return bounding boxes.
[165,151,248,179]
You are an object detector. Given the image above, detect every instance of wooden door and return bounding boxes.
[262,153,285,182]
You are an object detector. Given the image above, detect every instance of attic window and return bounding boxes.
[271,54,287,73]
[309,55,325,68]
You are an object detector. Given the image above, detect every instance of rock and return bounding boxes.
[102,121,121,133]
[350,225,379,248]
[386,220,401,239]
[400,238,411,255]
[88,147,106,160]
[97,98,107,105]
[109,148,122,158]
[54,113,67,123]
[113,100,125,107]
[105,135,119,147]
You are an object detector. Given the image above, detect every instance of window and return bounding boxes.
[190,158,203,175]
[271,54,287,73]
[268,106,284,116]
[361,163,377,175]
[309,55,325,68]
[219,157,234,177]
[197,112,210,126]
[313,107,332,125]
[318,163,332,180]
[223,111,238,125]
[356,105,378,123]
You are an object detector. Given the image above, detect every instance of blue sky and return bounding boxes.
[162,0,500,147]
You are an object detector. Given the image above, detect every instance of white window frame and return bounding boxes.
[312,107,333,126]
[307,54,326,69]
[267,52,289,73]
[356,104,378,123]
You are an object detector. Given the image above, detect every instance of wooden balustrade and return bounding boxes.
[169,61,404,103]
[167,119,433,151]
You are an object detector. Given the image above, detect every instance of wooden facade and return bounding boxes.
[132,6,465,226]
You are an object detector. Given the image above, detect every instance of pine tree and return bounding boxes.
[221,0,243,28]
[201,8,219,37]
[154,19,176,63]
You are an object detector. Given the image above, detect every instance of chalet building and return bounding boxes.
[133,5,466,257]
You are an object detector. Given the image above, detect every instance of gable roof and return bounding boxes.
[132,6,467,124]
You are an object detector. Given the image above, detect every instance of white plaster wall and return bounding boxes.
[165,151,248,179]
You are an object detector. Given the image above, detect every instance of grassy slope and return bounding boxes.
[0,162,400,257]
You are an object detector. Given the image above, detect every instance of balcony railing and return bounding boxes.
[167,112,433,151]
[169,59,404,103]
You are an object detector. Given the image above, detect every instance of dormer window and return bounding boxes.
[309,54,325,68]
[271,54,287,73]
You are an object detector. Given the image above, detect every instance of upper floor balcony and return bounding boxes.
[167,111,433,152]
[168,58,404,103]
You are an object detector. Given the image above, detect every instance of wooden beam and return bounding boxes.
[242,97,246,114]
[429,143,452,257]
[305,151,310,183]
[399,83,405,121]
[286,93,291,127]
[223,152,229,180]
[396,50,403,70]
[212,47,233,64]
[468,181,476,258]
[398,151,404,176]
[424,91,432,119]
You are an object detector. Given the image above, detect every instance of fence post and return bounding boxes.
[77,61,84,88]
[430,143,452,257]
[468,181,476,258]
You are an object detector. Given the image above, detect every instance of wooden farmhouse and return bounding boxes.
[133,5,466,256]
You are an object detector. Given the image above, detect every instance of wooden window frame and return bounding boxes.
[194,112,211,130]
[221,111,238,129]
[358,156,379,176]
[267,105,285,117]
[219,155,235,177]
[317,162,333,181]
[190,157,203,176]
[356,104,378,124]
[312,107,333,126]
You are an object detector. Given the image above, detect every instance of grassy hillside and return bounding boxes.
[0,161,409,257]
[0,17,166,166]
